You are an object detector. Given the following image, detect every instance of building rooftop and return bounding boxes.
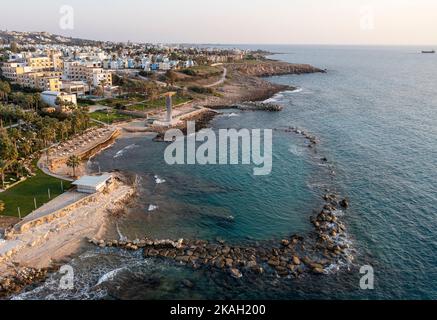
[72,174,112,188]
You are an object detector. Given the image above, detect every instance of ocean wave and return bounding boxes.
[96,267,127,286]
[290,88,303,93]
[113,144,138,159]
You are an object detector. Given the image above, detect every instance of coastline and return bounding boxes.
[1,59,337,298]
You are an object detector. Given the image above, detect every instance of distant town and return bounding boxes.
[0,30,249,110]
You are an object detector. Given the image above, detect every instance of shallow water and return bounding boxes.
[16,46,437,300]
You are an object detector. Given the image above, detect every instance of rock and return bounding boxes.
[310,263,324,270]
[340,199,349,209]
[148,249,159,256]
[229,268,243,279]
[312,268,325,274]
[225,258,234,267]
[222,247,231,255]
[181,279,195,289]
[281,239,290,246]
[176,256,191,263]
[268,259,280,267]
[292,256,301,265]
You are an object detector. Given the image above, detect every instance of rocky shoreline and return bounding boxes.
[227,61,326,78]
[230,101,284,112]
[0,267,50,298]
[88,191,351,280]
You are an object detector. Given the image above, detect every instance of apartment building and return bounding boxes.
[63,61,112,87]
[26,56,53,71]
[62,81,90,96]
[16,71,63,91]
[1,62,27,81]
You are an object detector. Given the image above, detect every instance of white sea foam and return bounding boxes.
[113,144,138,159]
[96,267,127,286]
[154,175,166,184]
[148,204,159,212]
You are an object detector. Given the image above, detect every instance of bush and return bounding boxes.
[77,98,96,106]
[114,103,126,110]
[139,71,154,77]
[181,69,197,76]
[188,86,214,94]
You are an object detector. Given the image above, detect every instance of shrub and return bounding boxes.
[188,86,214,94]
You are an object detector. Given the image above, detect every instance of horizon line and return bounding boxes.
[1,29,436,48]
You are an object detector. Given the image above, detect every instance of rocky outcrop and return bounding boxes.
[229,61,325,78]
[233,102,283,112]
[0,267,49,298]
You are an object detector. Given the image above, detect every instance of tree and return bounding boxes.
[0,81,11,102]
[66,155,80,177]
[165,70,178,86]
[10,42,19,53]
[94,86,104,97]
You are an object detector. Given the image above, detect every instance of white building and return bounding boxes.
[72,174,113,194]
[40,91,77,107]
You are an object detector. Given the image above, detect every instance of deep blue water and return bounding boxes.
[17,46,437,300]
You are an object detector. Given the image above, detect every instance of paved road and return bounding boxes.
[204,67,227,88]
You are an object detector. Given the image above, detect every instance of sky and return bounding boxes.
[1,0,436,45]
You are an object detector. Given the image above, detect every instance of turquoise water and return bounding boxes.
[17,46,437,300]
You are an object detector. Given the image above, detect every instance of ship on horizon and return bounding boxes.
[421,50,435,54]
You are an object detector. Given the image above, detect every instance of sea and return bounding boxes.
[14,45,437,300]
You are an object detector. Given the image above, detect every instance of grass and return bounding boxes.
[100,95,145,107]
[0,167,71,218]
[89,110,135,124]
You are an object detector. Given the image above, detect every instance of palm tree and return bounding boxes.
[66,155,80,177]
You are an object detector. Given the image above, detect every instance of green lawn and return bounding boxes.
[100,95,146,107]
[0,167,71,218]
[89,111,135,124]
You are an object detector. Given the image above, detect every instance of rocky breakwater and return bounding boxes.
[89,193,351,280]
[275,126,318,149]
[229,61,326,78]
[233,101,283,112]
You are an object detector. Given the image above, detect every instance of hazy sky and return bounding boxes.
[1,0,436,45]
